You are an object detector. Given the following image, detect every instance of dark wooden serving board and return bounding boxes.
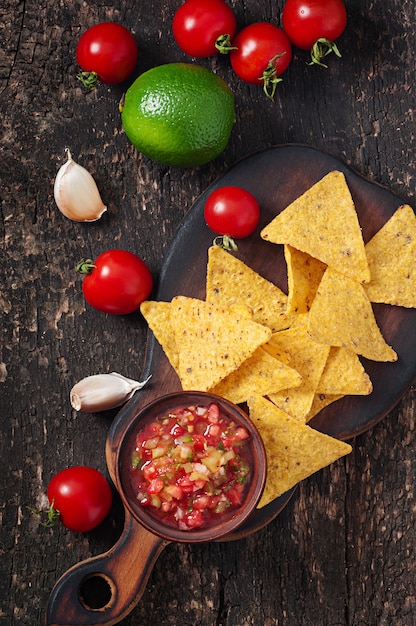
[46,145,416,625]
[109,143,416,534]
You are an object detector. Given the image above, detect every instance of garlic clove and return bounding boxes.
[54,148,107,222]
[70,372,151,413]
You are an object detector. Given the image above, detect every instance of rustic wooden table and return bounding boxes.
[1,1,415,625]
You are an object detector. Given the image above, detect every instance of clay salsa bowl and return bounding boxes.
[45,391,267,626]
[115,391,267,543]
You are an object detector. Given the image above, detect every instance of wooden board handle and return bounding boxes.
[45,512,168,626]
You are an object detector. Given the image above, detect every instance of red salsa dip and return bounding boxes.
[128,402,253,531]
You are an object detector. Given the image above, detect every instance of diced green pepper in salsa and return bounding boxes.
[129,402,252,531]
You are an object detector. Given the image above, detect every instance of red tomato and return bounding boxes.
[282,0,347,65]
[76,22,138,87]
[172,0,237,58]
[47,466,112,532]
[77,250,153,315]
[230,22,292,99]
[183,510,204,528]
[204,186,260,245]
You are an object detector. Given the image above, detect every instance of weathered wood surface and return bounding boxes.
[1,0,415,624]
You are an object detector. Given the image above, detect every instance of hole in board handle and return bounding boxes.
[79,573,115,612]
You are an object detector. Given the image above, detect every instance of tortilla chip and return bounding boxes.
[364,204,416,307]
[263,324,330,420]
[317,347,373,395]
[285,245,327,314]
[247,395,352,507]
[261,171,370,283]
[305,393,345,423]
[209,347,302,405]
[170,296,272,391]
[308,267,397,362]
[140,300,179,372]
[206,245,293,332]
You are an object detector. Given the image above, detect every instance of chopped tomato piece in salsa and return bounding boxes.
[129,402,252,531]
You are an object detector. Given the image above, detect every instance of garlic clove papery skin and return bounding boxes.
[54,149,107,222]
[70,372,151,413]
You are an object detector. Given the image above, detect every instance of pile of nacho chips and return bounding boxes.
[141,170,416,508]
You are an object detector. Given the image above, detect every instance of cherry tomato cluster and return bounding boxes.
[173,0,347,99]
[74,0,347,98]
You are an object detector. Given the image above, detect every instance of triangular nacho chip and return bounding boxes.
[308,267,397,362]
[170,296,272,391]
[140,300,179,372]
[206,245,293,332]
[209,347,302,405]
[285,245,327,314]
[261,171,370,283]
[364,204,416,307]
[317,347,373,395]
[247,395,352,507]
[263,323,330,420]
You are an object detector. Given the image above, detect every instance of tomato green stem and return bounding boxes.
[75,259,96,275]
[260,53,285,101]
[27,499,61,528]
[213,235,238,251]
[309,38,342,68]
[215,34,238,54]
[76,71,99,90]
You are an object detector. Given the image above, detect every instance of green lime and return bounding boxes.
[121,63,235,168]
